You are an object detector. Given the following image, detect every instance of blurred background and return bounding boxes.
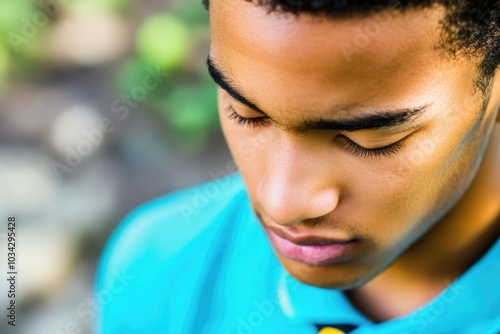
[0,0,233,332]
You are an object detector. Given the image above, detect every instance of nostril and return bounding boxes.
[270,215,304,227]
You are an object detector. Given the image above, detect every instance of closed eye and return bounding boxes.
[225,103,270,128]
[339,135,406,158]
[225,101,407,159]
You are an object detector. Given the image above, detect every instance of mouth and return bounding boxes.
[263,225,360,265]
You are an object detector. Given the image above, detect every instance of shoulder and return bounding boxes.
[93,172,253,332]
[95,172,247,281]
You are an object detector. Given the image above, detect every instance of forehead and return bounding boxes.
[209,0,458,118]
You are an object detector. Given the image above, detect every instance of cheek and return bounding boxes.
[333,137,454,244]
[349,120,484,247]
[218,103,269,198]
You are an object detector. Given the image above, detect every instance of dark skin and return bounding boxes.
[207,0,500,321]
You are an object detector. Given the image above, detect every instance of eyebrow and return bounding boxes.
[206,56,264,113]
[205,56,430,132]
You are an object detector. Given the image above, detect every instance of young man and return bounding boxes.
[95,1,500,333]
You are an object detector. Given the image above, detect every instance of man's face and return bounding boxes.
[208,1,498,289]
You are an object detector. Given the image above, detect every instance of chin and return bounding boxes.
[277,253,376,290]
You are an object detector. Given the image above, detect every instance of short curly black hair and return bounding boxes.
[203,0,500,91]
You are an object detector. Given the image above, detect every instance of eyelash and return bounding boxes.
[225,104,269,128]
[340,137,405,159]
[224,102,405,158]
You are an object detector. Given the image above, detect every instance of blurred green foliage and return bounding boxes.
[136,14,192,71]
[124,1,219,151]
[1,0,219,152]
[0,1,36,84]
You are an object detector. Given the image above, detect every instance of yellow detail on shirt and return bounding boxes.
[318,327,346,334]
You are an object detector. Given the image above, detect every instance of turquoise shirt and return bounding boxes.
[95,173,500,334]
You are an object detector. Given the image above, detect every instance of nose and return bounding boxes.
[256,133,340,226]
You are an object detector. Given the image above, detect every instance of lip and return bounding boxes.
[264,225,359,265]
[266,225,353,246]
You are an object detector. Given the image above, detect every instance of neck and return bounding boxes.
[346,122,500,322]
